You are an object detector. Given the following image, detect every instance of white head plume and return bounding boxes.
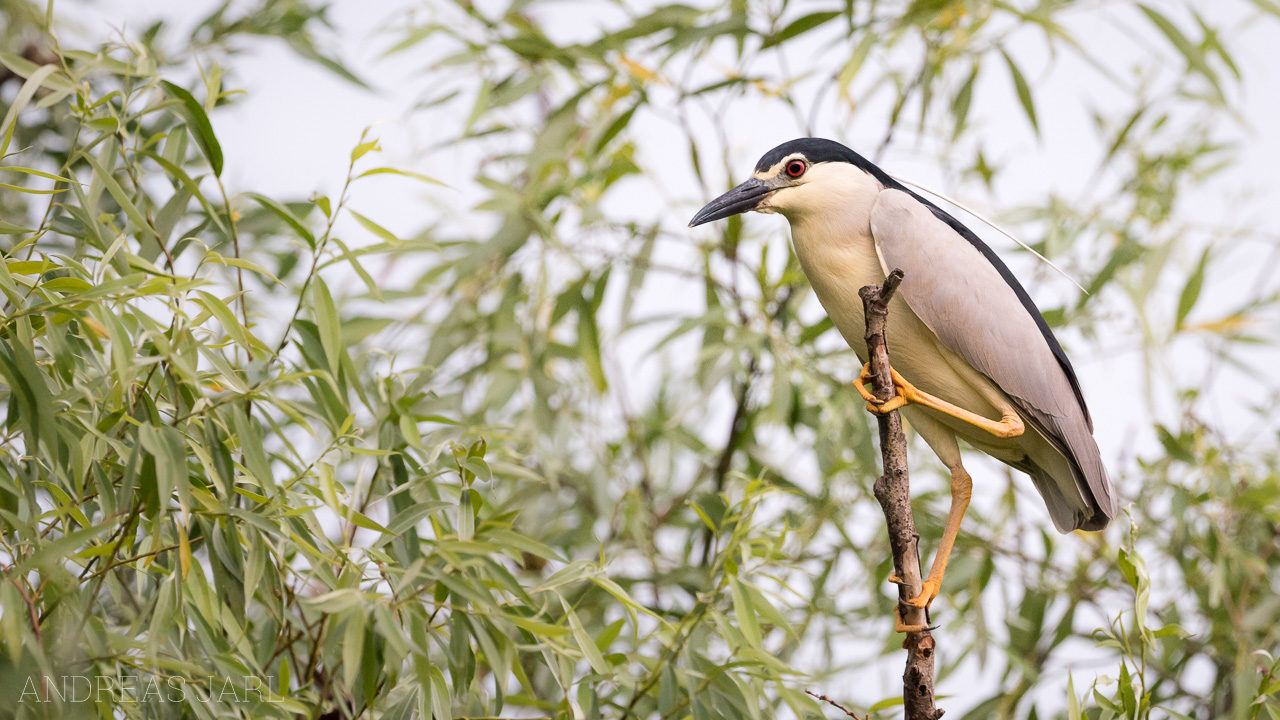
[891,175,1088,295]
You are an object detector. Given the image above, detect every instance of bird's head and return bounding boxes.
[688,138,890,228]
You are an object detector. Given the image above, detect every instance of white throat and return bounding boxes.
[770,162,888,352]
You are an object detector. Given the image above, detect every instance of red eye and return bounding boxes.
[786,160,806,178]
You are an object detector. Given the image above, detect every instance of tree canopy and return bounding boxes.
[1,1,1278,718]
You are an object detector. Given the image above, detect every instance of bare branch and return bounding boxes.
[860,268,943,720]
[806,689,868,719]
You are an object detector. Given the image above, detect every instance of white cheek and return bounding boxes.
[766,185,806,216]
[755,195,779,214]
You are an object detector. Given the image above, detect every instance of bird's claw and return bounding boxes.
[887,572,905,585]
[893,606,928,634]
[906,578,941,609]
[855,363,913,415]
[866,396,907,414]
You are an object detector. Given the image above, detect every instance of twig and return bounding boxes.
[806,689,867,719]
[859,269,943,720]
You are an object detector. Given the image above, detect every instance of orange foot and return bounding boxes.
[905,578,940,609]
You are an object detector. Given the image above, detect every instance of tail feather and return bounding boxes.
[1013,457,1111,532]
[1009,412,1116,533]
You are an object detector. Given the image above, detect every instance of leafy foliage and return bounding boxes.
[0,1,1278,719]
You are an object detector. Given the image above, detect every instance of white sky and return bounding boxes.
[64,0,1280,714]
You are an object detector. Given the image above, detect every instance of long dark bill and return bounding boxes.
[688,177,776,227]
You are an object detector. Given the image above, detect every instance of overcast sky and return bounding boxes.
[62,0,1280,712]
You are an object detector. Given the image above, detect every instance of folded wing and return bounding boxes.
[869,188,1116,530]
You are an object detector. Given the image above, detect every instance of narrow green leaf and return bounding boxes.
[731,577,761,647]
[457,489,475,541]
[278,656,290,695]
[312,277,341,375]
[762,11,841,48]
[40,277,93,294]
[1175,247,1210,330]
[952,62,979,139]
[138,423,188,515]
[577,296,607,392]
[205,253,281,284]
[1138,5,1218,85]
[0,182,66,195]
[350,140,380,162]
[82,154,161,240]
[302,589,365,613]
[1000,49,1038,135]
[346,507,392,534]
[355,167,447,186]
[194,290,252,351]
[0,166,77,184]
[249,193,316,248]
[1,64,60,158]
[161,81,224,176]
[561,597,610,675]
[0,220,33,235]
[350,210,401,244]
[429,666,452,720]
[342,611,365,690]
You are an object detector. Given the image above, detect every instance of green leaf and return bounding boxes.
[659,664,677,715]
[82,154,161,240]
[561,596,610,675]
[952,61,979,139]
[302,589,366,613]
[594,103,638,153]
[355,166,447,186]
[1176,247,1210,330]
[484,528,565,563]
[346,506,392,534]
[1138,5,1219,86]
[577,296,607,392]
[762,11,841,48]
[457,488,475,541]
[350,140,380,162]
[194,290,254,352]
[342,611,365,690]
[1,64,60,158]
[429,665,452,720]
[204,253,281,284]
[138,423,188,515]
[382,691,418,720]
[248,193,316,248]
[1067,673,1082,720]
[40,277,93,294]
[311,277,342,374]
[461,457,491,483]
[161,81,224,176]
[731,577,761,647]
[869,696,905,712]
[350,210,401,244]
[836,33,876,93]
[1000,49,1038,135]
[0,182,66,195]
[0,166,77,184]
[0,220,33,235]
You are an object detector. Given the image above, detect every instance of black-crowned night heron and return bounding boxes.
[690,138,1116,614]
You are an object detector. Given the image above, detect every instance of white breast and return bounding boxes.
[784,180,1013,447]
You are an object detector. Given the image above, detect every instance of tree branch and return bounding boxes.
[859,269,943,720]
[806,689,868,719]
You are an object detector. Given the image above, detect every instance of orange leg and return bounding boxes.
[906,466,972,609]
[855,363,1024,439]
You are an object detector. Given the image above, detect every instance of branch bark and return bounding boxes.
[859,269,942,720]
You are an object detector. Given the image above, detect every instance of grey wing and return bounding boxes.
[870,188,1116,530]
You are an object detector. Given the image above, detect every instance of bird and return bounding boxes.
[689,138,1116,623]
